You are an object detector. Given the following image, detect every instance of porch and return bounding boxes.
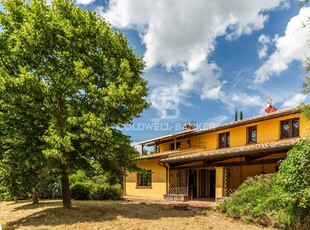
[122,196,218,209]
[160,139,300,202]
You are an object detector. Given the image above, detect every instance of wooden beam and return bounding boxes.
[171,158,283,169]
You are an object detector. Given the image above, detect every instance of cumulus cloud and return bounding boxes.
[281,93,307,108]
[100,0,288,113]
[258,34,271,59]
[102,0,286,71]
[231,93,263,106]
[255,7,310,83]
[75,0,95,5]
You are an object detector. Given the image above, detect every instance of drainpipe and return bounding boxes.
[158,161,169,194]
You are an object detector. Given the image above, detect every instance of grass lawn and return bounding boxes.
[0,199,276,230]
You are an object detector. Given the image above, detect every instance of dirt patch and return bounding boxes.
[0,200,276,230]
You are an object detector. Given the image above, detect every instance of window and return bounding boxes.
[170,141,181,150]
[137,170,152,187]
[247,126,257,144]
[219,132,230,148]
[280,118,299,139]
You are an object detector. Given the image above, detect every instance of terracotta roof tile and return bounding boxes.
[160,138,302,163]
[137,106,303,146]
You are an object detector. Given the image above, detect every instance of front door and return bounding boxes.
[189,170,197,199]
[209,170,216,198]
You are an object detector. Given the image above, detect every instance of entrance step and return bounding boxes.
[164,194,189,202]
[216,197,230,204]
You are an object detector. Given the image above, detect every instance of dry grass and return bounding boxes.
[0,199,276,230]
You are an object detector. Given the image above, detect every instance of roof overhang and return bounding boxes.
[136,129,196,146]
[135,106,303,147]
[160,138,302,164]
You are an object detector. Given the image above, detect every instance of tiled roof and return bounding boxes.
[160,138,302,163]
[138,151,173,160]
[136,106,303,146]
[195,106,301,136]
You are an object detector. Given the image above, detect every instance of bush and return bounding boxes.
[275,139,310,228]
[70,182,123,201]
[70,182,91,200]
[219,174,275,220]
[0,186,11,201]
[219,139,310,229]
[89,184,122,200]
[38,180,62,199]
[69,170,90,185]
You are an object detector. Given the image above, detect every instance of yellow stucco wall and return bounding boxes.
[158,113,308,152]
[240,164,278,182]
[215,167,224,200]
[127,112,309,199]
[125,159,166,198]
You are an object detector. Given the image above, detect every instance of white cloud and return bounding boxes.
[101,0,287,102]
[281,93,307,108]
[257,34,271,59]
[231,93,263,106]
[75,0,95,5]
[255,7,310,83]
[200,80,226,100]
[206,115,229,127]
[102,0,286,71]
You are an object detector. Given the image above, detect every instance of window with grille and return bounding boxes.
[280,118,299,139]
[137,170,152,186]
[219,132,230,148]
[247,126,257,144]
[170,141,181,150]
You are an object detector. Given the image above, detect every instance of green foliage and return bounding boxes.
[70,182,91,200]
[70,182,122,200]
[240,111,243,120]
[89,184,122,200]
[234,111,237,121]
[0,186,11,201]
[220,139,310,229]
[69,170,90,185]
[38,180,62,199]
[0,0,148,207]
[275,139,310,226]
[219,174,275,219]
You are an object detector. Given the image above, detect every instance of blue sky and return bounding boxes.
[2,0,310,144]
[70,0,310,142]
[82,0,310,143]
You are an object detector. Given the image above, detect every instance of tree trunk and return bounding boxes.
[56,97,71,208]
[32,189,39,204]
[61,170,72,208]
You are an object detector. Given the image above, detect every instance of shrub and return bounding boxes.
[89,184,122,200]
[275,139,310,228]
[70,182,91,200]
[219,174,275,219]
[219,139,310,229]
[0,186,11,201]
[69,170,90,185]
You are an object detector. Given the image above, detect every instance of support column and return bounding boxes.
[215,167,224,201]
[174,137,177,150]
[141,144,145,155]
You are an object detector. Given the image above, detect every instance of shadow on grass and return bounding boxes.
[5,200,206,229]
[9,200,63,211]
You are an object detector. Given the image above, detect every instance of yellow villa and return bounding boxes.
[124,105,309,202]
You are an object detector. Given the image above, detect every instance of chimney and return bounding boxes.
[265,97,277,114]
[183,122,196,130]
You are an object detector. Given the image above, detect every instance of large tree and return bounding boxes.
[0,0,148,208]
